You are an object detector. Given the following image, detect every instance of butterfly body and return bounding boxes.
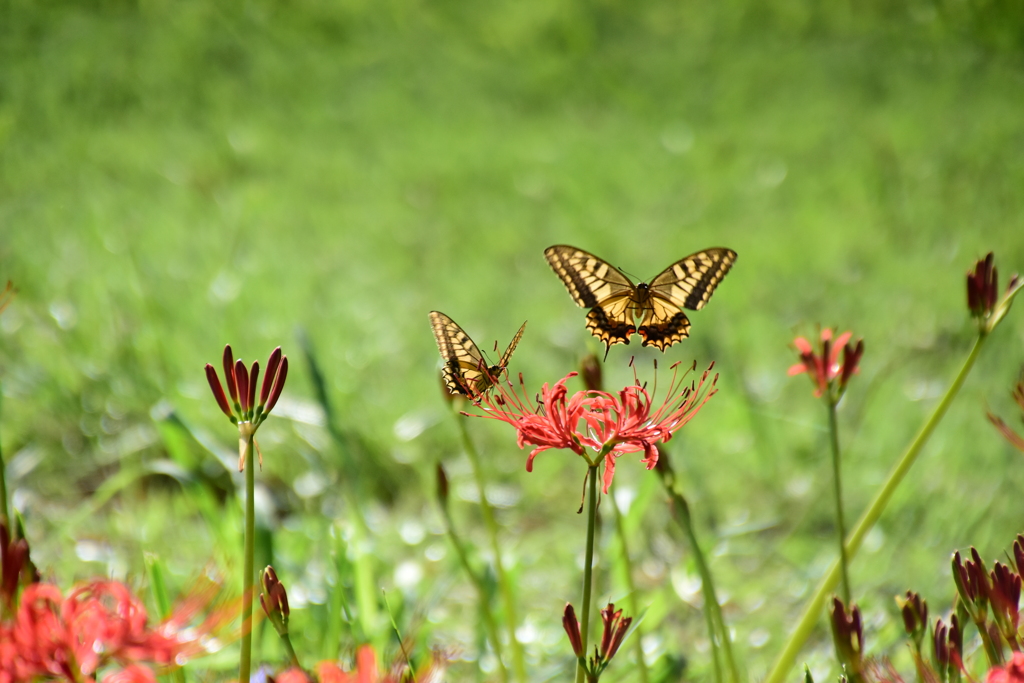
[429,311,526,398]
[544,245,736,355]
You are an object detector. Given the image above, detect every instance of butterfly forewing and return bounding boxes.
[544,246,635,308]
[647,248,737,311]
[498,321,528,369]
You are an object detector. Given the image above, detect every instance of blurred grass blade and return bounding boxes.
[297,327,402,503]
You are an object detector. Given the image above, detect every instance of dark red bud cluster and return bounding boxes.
[597,603,632,664]
[952,542,1024,659]
[990,561,1022,650]
[830,597,864,679]
[205,345,288,426]
[952,549,991,614]
[967,253,998,319]
[933,615,963,683]
[900,591,928,643]
[562,602,633,679]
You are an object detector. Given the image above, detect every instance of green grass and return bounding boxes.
[1,0,1024,680]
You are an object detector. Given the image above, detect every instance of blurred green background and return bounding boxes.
[2,0,1024,680]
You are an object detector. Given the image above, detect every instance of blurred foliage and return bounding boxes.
[1,0,1024,680]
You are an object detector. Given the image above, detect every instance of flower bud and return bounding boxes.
[435,463,450,508]
[580,354,603,392]
[562,603,584,658]
[260,565,290,635]
[830,597,864,678]
[898,591,928,645]
[205,364,234,421]
[222,345,238,406]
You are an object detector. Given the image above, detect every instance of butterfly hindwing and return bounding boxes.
[429,311,526,398]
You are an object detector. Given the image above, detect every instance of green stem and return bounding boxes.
[764,334,987,683]
[826,397,851,604]
[280,633,301,670]
[343,488,379,638]
[607,489,649,683]
[240,431,255,683]
[576,465,600,683]
[441,502,509,683]
[970,608,1003,666]
[668,488,739,683]
[457,417,527,683]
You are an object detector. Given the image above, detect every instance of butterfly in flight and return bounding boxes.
[544,245,737,358]
[429,311,527,399]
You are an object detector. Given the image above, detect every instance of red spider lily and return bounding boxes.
[788,328,863,399]
[276,645,446,683]
[205,345,288,427]
[0,579,234,683]
[205,344,288,469]
[470,362,718,494]
[988,652,1024,683]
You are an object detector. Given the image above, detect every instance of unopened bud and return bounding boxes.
[580,354,603,392]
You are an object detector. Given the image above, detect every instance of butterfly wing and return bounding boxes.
[637,248,737,350]
[544,245,638,350]
[498,321,528,370]
[429,311,494,397]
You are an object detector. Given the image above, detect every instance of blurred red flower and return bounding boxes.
[276,645,445,683]
[987,652,1024,683]
[788,328,863,399]
[0,579,231,683]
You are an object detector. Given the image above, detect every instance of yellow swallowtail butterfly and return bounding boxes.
[544,245,736,357]
[429,311,527,398]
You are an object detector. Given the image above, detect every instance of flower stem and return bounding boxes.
[576,464,600,683]
[240,431,255,683]
[440,495,509,683]
[607,489,649,683]
[280,633,301,670]
[457,417,526,683]
[826,397,851,604]
[667,488,739,683]
[763,333,988,683]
